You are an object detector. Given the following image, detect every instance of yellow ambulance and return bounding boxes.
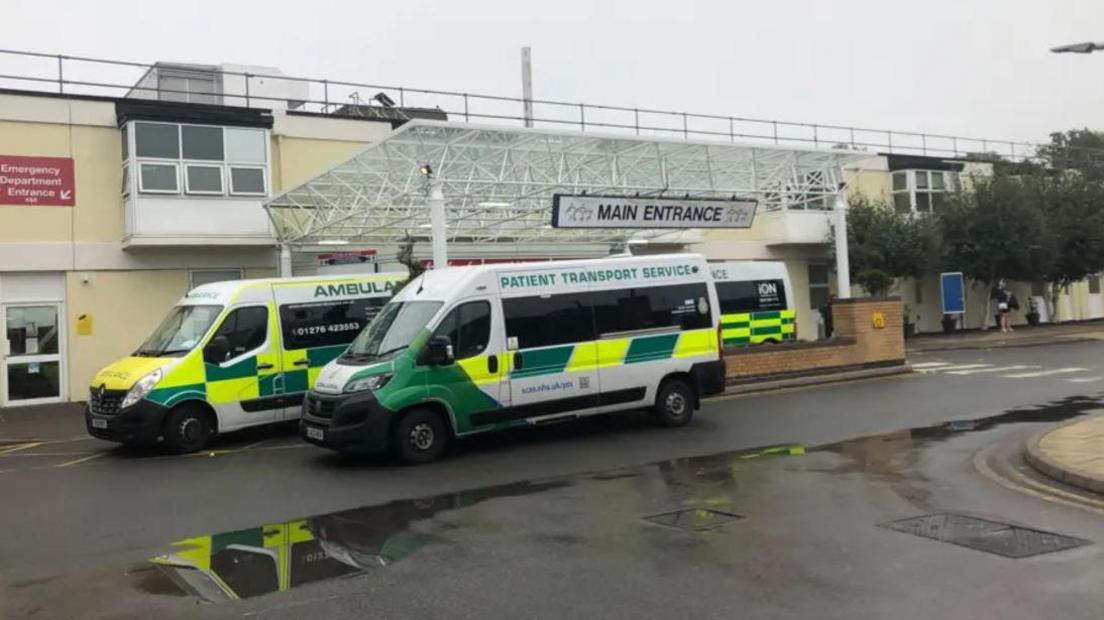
[85,273,404,453]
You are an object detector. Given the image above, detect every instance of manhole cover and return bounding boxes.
[881,513,1090,558]
[643,508,744,532]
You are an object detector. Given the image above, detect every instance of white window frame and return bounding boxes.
[127,121,269,198]
[137,161,181,194]
[229,165,268,197]
[184,163,225,196]
[892,170,956,215]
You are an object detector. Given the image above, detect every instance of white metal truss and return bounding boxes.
[263,120,870,246]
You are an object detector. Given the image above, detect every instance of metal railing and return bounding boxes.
[0,48,1055,162]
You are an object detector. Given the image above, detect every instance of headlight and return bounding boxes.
[121,369,163,409]
[344,374,392,393]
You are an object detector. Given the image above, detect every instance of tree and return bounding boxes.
[1038,129,1104,181]
[939,175,1055,327]
[391,234,427,295]
[1036,174,1104,320]
[830,195,942,297]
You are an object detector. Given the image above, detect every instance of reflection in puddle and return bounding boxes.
[153,480,566,602]
[150,395,1101,603]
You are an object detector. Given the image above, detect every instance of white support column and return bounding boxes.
[278,243,293,277]
[429,182,448,268]
[833,189,852,299]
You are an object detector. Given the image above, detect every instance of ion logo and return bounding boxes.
[758,282,778,297]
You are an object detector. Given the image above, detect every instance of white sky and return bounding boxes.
[5,0,1104,145]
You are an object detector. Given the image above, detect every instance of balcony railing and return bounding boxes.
[0,48,1052,163]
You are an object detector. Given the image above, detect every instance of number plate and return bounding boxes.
[306,427,324,441]
[91,418,108,429]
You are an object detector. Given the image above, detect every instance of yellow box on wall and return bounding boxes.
[76,313,93,336]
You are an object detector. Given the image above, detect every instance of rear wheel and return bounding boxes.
[163,404,213,454]
[393,409,448,464]
[653,379,695,428]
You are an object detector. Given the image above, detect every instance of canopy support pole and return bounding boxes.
[833,188,851,299]
[278,243,292,277]
[429,181,448,268]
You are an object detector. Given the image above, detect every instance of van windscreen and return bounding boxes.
[343,301,443,362]
[134,305,222,357]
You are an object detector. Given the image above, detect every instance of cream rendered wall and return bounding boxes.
[270,136,373,192]
[65,270,188,401]
[0,119,123,243]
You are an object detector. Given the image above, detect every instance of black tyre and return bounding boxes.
[163,404,213,454]
[653,379,695,428]
[393,409,448,464]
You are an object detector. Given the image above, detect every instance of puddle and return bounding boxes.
[146,395,1101,604]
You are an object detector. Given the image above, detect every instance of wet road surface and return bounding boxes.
[4,341,1104,618]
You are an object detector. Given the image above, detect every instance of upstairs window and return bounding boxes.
[891,170,958,215]
[129,122,268,197]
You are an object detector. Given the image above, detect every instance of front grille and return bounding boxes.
[89,389,127,415]
[307,394,336,419]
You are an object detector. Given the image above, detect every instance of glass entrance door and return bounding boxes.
[2,303,64,406]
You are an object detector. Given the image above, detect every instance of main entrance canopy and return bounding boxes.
[264,121,868,247]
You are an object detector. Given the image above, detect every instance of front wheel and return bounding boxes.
[393,409,448,464]
[653,379,695,428]
[162,404,213,454]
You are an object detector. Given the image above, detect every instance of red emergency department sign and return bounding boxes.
[0,155,76,206]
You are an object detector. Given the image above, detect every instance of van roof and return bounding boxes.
[182,272,406,305]
[396,254,709,301]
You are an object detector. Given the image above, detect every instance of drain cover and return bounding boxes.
[882,513,1090,558]
[643,507,744,532]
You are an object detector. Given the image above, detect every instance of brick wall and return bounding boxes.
[724,297,905,382]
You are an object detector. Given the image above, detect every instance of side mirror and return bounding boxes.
[204,335,230,364]
[423,336,454,366]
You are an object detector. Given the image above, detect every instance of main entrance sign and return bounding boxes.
[0,155,75,206]
[551,193,756,229]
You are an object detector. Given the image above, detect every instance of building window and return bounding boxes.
[135,122,180,159]
[808,264,830,309]
[1090,276,1102,295]
[230,167,267,196]
[185,165,224,195]
[138,163,179,193]
[129,121,267,197]
[181,125,224,161]
[891,170,957,215]
[915,280,923,304]
[190,269,243,289]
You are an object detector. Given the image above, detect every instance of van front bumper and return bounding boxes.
[85,398,167,445]
[300,390,393,454]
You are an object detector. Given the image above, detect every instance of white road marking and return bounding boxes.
[911,362,952,369]
[946,365,1037,376]
[918,363,991,373]
[1066,376,1104,384]
[1003,368,1088,379]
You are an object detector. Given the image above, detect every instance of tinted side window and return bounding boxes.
[207,306,268,362]
[715,281,758,314]
[504,294,595,349]
[433,301,491,360]
[717,280,787,313]
[592,283,711,335]
[279,299,387,350]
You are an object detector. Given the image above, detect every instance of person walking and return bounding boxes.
[992,279,1013,333]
